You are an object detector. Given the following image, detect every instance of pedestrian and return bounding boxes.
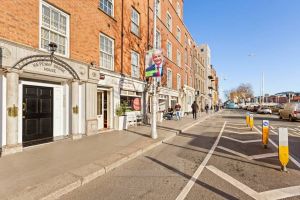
[175,103,181,120]
[191,101,199,119]
[205,104,209,114]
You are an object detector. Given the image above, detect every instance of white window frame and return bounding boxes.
[184,49,188,64]
[131,8,140,36]
[99,0,114,17]
[167,40,172,60]
[167,68,172,89]
[176,2,181,18]
[39,0,70,57]
[131,50,140,78]
[176,26,181,41]
[177,74,181,90]
[99,33,115,70]
[176,50,181,67]
[157,0,161,18]
[156,30,161,49]
[166,11,172,32]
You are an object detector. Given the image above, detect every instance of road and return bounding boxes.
[60,110,300,200]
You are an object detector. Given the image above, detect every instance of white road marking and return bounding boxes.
[270,130,278,135]
[270,126,275,130]
[255,126,300,168]
[222,136,261,144]
[257,125,262,129]
[272,129,300,137]
[227,122,247,126]
[175,121,227,200]
[206,165,261,199]
[217,146,249,159]
[226,125,251,130]
[250,153,278,160]
[289,128,297,132]
[259,185,300,200]
[217,146,277,160]
[207,165,300,200]
[225,130,257,135]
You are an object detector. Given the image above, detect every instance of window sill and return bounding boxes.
[98,8,117,22]
[130,31,142,40]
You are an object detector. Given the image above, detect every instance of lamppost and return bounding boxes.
[49,42,57,62]
[150,0,159,139]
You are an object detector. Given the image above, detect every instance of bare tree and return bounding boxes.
[227,83,254,103]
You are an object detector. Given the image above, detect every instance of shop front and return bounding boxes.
[98,71,145,130]
[0,40,99,155]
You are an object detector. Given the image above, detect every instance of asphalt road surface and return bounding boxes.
[60,110,300,200]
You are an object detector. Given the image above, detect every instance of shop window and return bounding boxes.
[120,96,141,111]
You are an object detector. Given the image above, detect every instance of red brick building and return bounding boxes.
[0,0,207,153]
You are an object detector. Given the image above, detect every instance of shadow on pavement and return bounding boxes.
[162,142,279,171]
[145,156,239,200]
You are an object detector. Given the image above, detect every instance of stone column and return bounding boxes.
[71,80,81,140]
[3,69,22,155]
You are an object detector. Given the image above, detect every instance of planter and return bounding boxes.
[114,115,127,130]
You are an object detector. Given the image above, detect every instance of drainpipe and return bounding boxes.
[121,0,124,74]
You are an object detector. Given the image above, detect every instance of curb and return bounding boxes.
[11,113,217,200]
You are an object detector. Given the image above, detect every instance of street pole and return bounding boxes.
[262,72,265,104]
[151,0,158,139]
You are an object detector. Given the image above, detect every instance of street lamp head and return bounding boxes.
[48,42,57,54]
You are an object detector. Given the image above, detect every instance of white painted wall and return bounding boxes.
[0,75,6,147]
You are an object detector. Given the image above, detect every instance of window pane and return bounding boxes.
[100,0,113,16]
[42,5,50,27]
[51,10,59,31]
[59,15,66,34]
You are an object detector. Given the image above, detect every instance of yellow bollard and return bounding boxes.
[262,120,269,149]
[249,114,254,131]
[278,128,289,172]
[246,112,250,127]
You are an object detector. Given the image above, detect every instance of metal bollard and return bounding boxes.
[262,120,269,149]
[249,114,254,131]
[279,128,289,172]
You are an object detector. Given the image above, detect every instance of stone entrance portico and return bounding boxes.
[0,39,99,155]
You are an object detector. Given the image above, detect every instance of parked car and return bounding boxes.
[271,104,284,114]
[257,106,272,114]
[279,103,300,121]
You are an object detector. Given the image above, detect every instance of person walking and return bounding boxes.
[175,103,181,120]
[205,104,209,114]
[191,101,199,119]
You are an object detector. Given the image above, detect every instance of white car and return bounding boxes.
[257,107,272,114]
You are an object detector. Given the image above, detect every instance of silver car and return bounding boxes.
[279,103,300,121]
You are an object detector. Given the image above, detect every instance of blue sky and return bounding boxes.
[184,0,300,99]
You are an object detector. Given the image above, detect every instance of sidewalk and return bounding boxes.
[0,113,213,200]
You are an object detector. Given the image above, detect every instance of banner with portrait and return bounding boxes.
[145,49,164,78]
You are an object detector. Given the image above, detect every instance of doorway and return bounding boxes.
[97,90,108,129]
[22,85,53,146]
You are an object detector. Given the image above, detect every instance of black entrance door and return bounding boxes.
[23,85,53,146]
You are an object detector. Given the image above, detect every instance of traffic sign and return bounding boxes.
[262,120,269,148]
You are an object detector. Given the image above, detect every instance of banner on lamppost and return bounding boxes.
[145,49,164,78]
